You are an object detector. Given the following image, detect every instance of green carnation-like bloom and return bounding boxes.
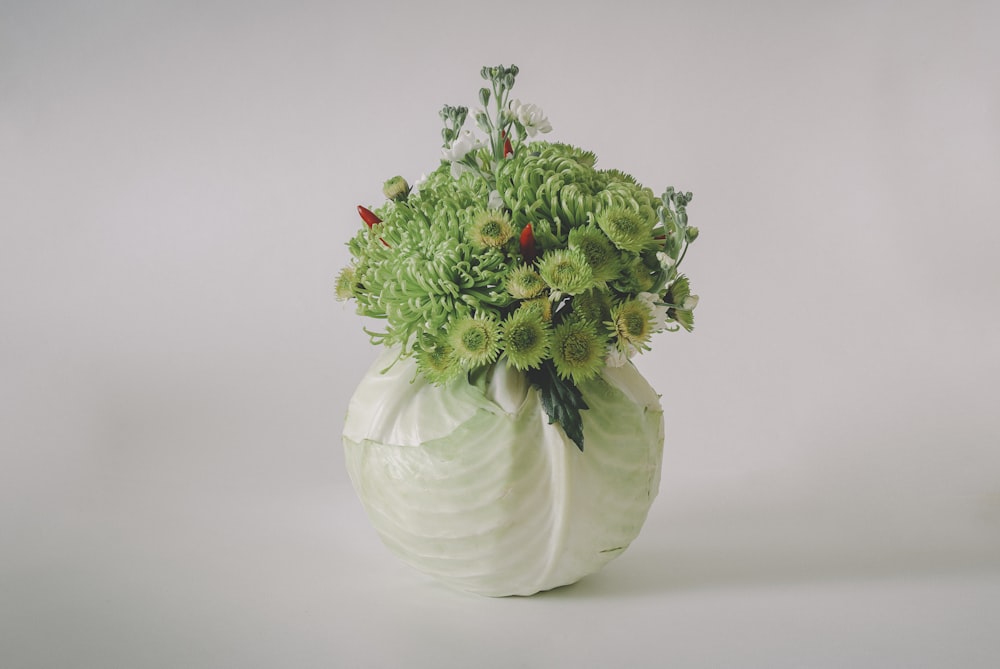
[415,333,462,384]
[571,289,612,324]
[595,205,654,252]
[505,264,546,299]
[614,255,658,294]
[551,318,606,383]
[568,225,621,284]
[608,298,654,353]
[667,307,695,332]
[501,309,550,371]
[537,248,595,295]
[517,296,552,322]
[469,209,514,249]
[449,313,502,367]
[665,275,697,332]
[664,275,691,306]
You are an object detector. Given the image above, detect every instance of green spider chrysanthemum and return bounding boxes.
[449,313,502,367]
[469,209,514,249]
[537,248,595,295]
[551,318,606,383]
[415,333,462,384]
[347,164,510,353]
[608,298,655,353]
[595,205,654,252]
[501,309,550,371]
[568,225,621,284]
[505,264,547,299]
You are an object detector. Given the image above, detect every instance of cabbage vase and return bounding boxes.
[342,349,665,597]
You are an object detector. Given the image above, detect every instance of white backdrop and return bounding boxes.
[2,1,999,667]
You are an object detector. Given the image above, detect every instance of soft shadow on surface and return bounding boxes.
[536,542,1000,600]
[538,405,1000,599]
[537,475,1000,598]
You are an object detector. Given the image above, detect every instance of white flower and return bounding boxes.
[636,292,670,332]
[442,129,484,162]
[410,173,428,196]
[488,190,504,209]
[683,295,699,310]
[656,251,676,271]
[442,129,485,178]
[508,99,552,137]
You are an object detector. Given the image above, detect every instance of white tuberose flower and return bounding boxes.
[442,129,485,178]
[509,99,552,137]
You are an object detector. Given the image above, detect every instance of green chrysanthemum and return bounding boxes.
[599,168,638,185]
[665,276,697,332]
[469,209,514,249]
[501,309,550,371]
[517,296,552,322]
[415,333,462,384]
[568,225,621,284]
[506,264,546,299]
[668,307,695,332]
[494,143,603,229]
[537,248,595,295]
[614,255,657,293]
[608,298,654,352]
[449,313,502,367]
[571,289,612,324]
[334,266,356,301]
[347,163,510,353]
[595,205,654,252]
[664,275,691,306]
[551,318,606,383]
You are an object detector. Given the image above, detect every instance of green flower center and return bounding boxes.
[624,312,645,337]
[462,326,488,353]
[507,321,538,351]
[561,332,593,365]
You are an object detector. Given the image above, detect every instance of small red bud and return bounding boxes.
[501,129,513,158]
[357,205,381,228]
[519,223,536,262]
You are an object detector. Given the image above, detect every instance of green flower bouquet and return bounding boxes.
[339,66,699,596]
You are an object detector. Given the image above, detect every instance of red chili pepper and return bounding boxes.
[519,223,536,262]
[357,205,381,228]
[357,205,389,247]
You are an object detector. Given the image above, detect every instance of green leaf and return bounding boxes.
[528,360,589,451]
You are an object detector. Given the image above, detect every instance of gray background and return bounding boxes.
[2,1,999,667]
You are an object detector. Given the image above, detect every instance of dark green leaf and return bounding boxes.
[527,361,589,451]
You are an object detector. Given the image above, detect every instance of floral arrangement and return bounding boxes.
[336,65,699,449]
